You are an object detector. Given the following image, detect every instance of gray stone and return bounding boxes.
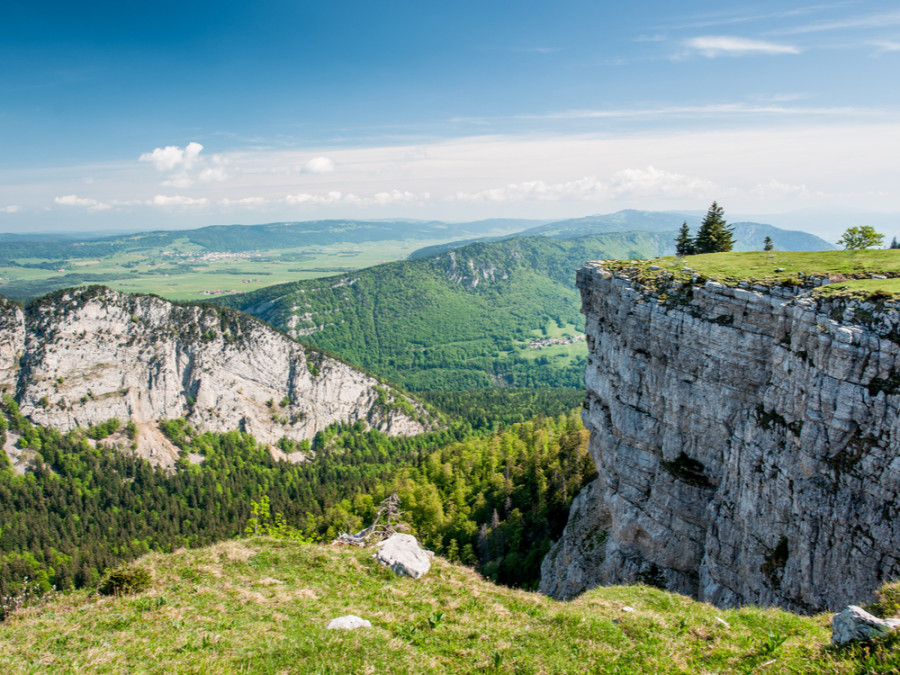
[326,615,372,630]
[374,533,432,579]
[832,606,900,645]
[541,263,900,612]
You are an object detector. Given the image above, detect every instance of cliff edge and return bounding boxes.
[541,260,900,613]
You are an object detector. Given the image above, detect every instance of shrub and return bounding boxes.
[98,566,153,596]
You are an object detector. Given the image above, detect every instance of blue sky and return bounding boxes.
[1,0,899,237]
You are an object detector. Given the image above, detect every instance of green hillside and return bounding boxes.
[1,537,897,674]
[217,232,673,391]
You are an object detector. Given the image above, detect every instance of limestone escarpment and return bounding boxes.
[1,287,430,467]
[541,262,900,613]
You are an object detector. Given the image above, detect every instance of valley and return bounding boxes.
[0,212,896,673]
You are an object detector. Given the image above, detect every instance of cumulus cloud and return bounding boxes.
[140,142,228,188]
[140,142,203,172]
[1,205,21,214]
[150,195,208,207]
[302,157,335,174]
[683,36,800,57]
[54,195,112,211]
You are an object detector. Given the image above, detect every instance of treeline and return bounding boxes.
[0,396,594,610]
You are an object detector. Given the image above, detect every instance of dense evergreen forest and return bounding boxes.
[0,390,593,615]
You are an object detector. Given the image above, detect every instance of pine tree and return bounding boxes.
[694,202,734,254]
[675,222,695,257]
[890,237,899,250]
[763,236,774,251]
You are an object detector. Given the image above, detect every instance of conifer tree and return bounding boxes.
[763,236,774,251]
[694,202,734,254]
[675,222,695,257]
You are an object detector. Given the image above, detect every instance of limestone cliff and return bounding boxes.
[541,262,900,613]
[0,287,430,468]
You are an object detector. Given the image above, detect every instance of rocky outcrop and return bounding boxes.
[0,287,431,468]
[374,533,433,579]
[541,263,900,613]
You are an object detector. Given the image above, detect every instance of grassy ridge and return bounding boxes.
[1,538,897,674]
[218,233,673,390]
[613,249,900,299]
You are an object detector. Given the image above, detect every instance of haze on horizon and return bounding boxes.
[1,0,899,241]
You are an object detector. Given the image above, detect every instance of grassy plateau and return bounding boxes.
[1,538,898,674]
[606,250,900,300]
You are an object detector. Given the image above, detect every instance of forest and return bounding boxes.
[0,390,594,616]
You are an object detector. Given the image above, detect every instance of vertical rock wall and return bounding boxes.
[541,262,900,613]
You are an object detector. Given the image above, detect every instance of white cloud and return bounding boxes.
[141,142,228,188]
[285,191,343,205]
[749,179,823,200]
[140,142,203,172]
[608,166,717,198]
[150,195,208,207]
[449,167,715,204]
[1,205,21,213]
[683,36,801,57]
[53,195,111,211]
[283,189,427,207]
[220,197,269,208]
[302,157,335,174]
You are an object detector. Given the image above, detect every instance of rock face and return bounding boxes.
[541,263,900,613]
[832,606,900,645]
[0,287,430,467]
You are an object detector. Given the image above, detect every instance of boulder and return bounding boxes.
[326,615,372,630]
[374,533,432,579]
[831,606,900,645]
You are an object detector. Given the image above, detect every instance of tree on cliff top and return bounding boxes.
[675,222,695,257]
[694,202,734,254]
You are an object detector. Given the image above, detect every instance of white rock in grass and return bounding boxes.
[832,606,900,645]
[326,615,372,630]
[374,533,432,579]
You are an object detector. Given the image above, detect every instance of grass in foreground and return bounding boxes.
[0,538,897,674]
[610,250,900,300]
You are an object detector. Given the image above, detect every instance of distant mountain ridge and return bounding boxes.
[0,218,548,262]
[410,210,835,259]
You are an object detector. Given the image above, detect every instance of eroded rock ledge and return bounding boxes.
[541,262,900,613]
